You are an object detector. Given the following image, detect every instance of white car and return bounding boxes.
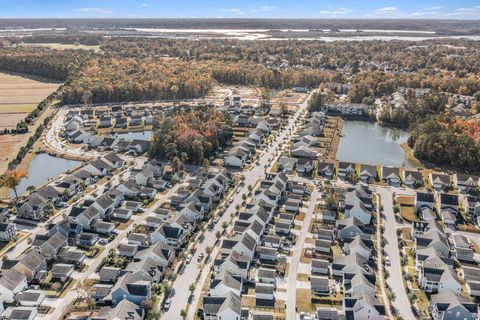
[163,298,172,310]
[384,255,391,266]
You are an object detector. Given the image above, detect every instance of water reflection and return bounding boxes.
[336,121,415,168]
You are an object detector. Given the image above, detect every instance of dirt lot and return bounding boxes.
[0,72,60,129]
[271,89,309,105]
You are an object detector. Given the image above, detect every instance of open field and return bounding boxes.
[0,72,60,129]
[21,43,101,52]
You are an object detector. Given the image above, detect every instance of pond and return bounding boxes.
[115,130,153,141]
[10,153,81,198]
[336,121,416,168]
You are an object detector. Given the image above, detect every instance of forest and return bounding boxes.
[0,48,91,81]
[149,106,233,165]
[408,117,480,172]
[62,57,214,104]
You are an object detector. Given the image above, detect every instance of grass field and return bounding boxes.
[0,72,61,177]
[0,72,60,130]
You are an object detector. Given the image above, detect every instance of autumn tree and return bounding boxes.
[0,169,28,200]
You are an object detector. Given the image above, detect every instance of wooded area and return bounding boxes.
[149,106,233,165]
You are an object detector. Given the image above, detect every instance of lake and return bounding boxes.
[10,153,81,198]
[115,130,153,141]
[336,121,416,168]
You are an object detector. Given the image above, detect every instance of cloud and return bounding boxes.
[260,5,275,12]
[426,6,443,10]
[375,6,400,15]
[141,3,151,7]
[76,7,112,16]
[319,7,352,15]
[218,8,245,14]
[441,5,480,17]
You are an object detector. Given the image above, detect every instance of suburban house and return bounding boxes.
[453,174,478,193]
[382,166,401,186]
[0,222,16,242]
[415,192,435,212]
[203,292,242,320]
[338,162,356,180]
[317,162,335,179]
[403,170,423,188]
[358,165,377,183]
[430,291,478,320]
[429,173,451,191]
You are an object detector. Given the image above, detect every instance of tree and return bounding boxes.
[205,246,213,255]
[216,231,222,240]
[0,169,27,200]
[279,99,288,116]
[180,309,187,319]
[221,221,228,233]
[26,185,36,195]
[75,279,95,302]
[202,159,210,170]
[189,283,196,295]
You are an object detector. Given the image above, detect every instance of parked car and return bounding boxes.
[163,298,172,310]
[198,253,204,262]
[385,255,391,266]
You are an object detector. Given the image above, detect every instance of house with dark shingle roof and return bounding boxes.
[338,162,356,179]
[359,164,377,183]
[107,272,151,305]
[403,170,423,188]
[382,166,401,186]
[317,161,335,179]
[429,172,451,191]
[453,173,478,193]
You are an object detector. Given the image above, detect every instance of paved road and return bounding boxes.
[43,108,98,160]
[163,92,315,320]
[45,182,183,320]
[376,187,415,320]
[286,184,317,320]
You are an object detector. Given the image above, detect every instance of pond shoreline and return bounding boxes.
[336,120,416,168]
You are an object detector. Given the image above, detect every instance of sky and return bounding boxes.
[0,0,479,19]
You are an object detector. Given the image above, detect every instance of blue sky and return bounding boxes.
[0,0,479,19]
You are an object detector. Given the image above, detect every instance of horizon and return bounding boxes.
[1,1,480,20]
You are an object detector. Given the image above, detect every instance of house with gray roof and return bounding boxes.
[0,268,28,303]
[203,292,242,320]
[94,299,145,320]
[431,291,478,320]
[107,272,151,305]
